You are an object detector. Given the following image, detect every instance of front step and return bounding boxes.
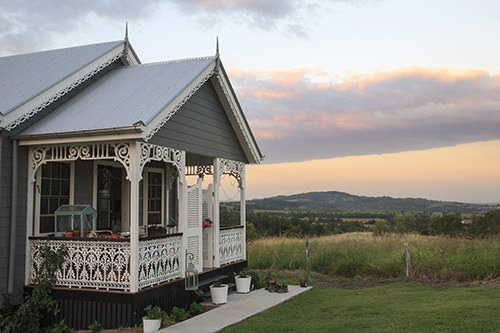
[195,274,236,299]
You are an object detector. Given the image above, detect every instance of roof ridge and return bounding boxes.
[123,55,216,68]
[0,40,123,59]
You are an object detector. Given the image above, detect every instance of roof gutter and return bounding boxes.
[13,124,144,142]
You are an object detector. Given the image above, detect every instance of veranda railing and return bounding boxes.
[29,234,182,291]
[219,225,244,265]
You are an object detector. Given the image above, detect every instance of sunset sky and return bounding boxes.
[1,0,499,203]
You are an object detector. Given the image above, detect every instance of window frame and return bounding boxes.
[142,167,165,228]
[35,161,74,236]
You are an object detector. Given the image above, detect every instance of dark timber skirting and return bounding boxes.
[26,260,247,330]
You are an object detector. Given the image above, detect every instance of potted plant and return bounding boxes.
[111,223,122,238]
[143,304,167,333]
[299,269,311,287]
[235,268,252,293]
[64,226,73,238]
[148,225,166,237]
[210,281,228,305]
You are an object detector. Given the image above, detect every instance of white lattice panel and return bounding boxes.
[138,236,181,289]
[30,239,131,291]
[219,228,244,265]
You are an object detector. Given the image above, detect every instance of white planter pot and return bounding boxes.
[210,284,228,304]
[235,276,252,293]
[143,318,161,332]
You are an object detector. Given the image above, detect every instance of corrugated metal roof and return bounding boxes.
[0,40,123,115]
[21,56,216,136]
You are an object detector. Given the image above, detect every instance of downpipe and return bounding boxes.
[8,139,18,294]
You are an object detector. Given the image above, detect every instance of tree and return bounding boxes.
[393,212,417,234]
[372,219,391,236]
[471,210,500,236]
[431,213,464,236]
[246,222,258,242]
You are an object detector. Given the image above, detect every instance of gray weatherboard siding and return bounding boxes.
[150,79,248,163]
[0,135,28,306]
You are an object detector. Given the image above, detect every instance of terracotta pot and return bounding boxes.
[148,229,166,237]
[64,231,73,238]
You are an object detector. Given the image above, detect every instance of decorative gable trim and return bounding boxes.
[3,44,127,131]
[212,69,262,164]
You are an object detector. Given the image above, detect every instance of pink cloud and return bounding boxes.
[229,66,500,162]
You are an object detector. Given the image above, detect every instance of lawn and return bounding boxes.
[222,282,500,332]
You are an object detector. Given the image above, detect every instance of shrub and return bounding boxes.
[170,306,188,322]
[88,320,103,332]
[2,245,68,332]
[51,319,70,333]
[143,304,168,320]
[189,302,204,315]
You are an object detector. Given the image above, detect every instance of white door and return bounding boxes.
[185,178,203,272]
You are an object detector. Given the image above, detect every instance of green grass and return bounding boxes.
[248,233,500,280]
[222,283,500,332]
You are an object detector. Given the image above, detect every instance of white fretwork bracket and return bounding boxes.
[139,143,184,180]
[30,143,131,182]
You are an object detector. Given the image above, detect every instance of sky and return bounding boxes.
[1,0,499,203]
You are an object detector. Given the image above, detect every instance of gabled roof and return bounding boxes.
[11,41,263,164]
[0,40,139,131]
[0,40,124,116]
[21,57,216,135]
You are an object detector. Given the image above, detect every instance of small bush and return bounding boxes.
[189,302,203,315]
[88,320,103,332]
[144,304,168,320]
[51,319,70,333]
[247,270,265,289]
[170,306,188,322]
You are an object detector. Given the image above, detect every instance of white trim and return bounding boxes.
[142,167,165,229]
[211,71,262,164]
[93,160,126,230]
[129,142,141,292]
[34,161,74,236]
[3,43,126,131]
[143,62,216,141]
[18,132,142,146]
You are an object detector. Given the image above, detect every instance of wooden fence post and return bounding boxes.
[305,235,312,271]
[404,242,411,277]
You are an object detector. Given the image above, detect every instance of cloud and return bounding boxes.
[0,0,164,54]
[230,66,500,163]
[168,0,377,39]
[0,0,378,54]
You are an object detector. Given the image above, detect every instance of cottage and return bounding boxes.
[0,35,262,328]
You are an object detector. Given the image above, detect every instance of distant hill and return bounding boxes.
[244,191,498,214]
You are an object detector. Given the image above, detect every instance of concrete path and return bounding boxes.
[161,285,311,333]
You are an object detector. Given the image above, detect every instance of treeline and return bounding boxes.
[374,210,500,238]
[220,206,500,240]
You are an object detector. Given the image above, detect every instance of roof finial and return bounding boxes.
[125,21,129,41]
[215,36,220,74]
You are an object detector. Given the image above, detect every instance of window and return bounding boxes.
[141,168,164,227]
[38,162,71,233]
[167,179,178,226]
[96,165,122,230]
[147,171,162,225]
